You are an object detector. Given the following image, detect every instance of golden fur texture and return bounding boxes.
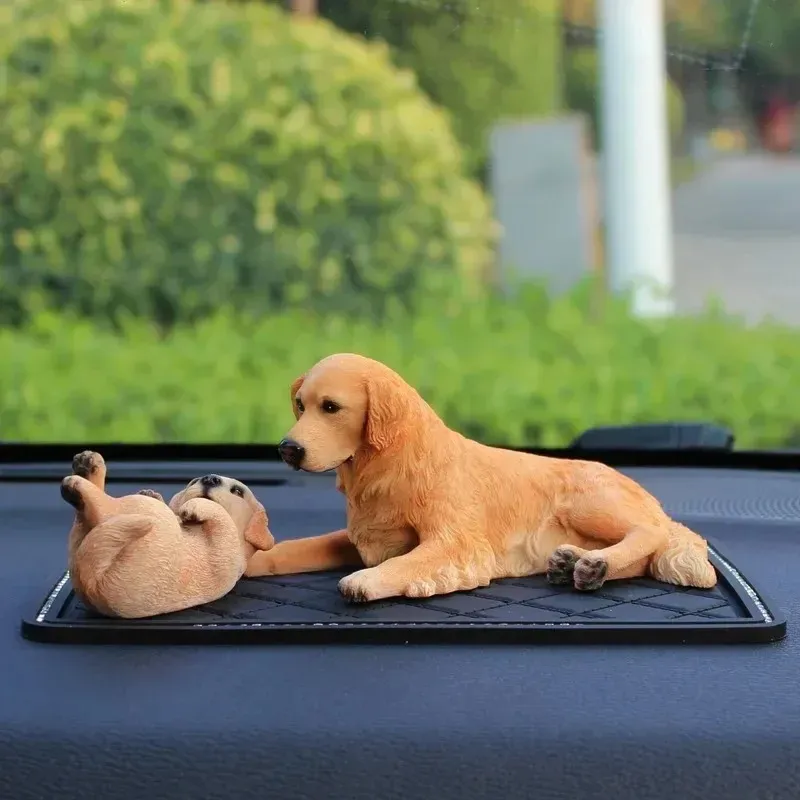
[246,353,717,602]
[64,451,274,618]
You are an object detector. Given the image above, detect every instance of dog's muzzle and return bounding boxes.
[278,438,305,470]
[198,474,222,496]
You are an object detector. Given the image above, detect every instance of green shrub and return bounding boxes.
[2,287,798,449]
[564,47,685,149]
[0,0,495,327]
[313,0,563,178]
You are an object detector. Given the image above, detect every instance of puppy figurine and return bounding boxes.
[62,450,274,619]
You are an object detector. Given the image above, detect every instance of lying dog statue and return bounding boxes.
[247,353,717,603]
[62,451,274,618]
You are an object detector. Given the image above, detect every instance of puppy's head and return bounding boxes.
[278,353,423,472]
[169,475,274,551]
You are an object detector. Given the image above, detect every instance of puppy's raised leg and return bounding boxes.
[63,453,116,569]
[244,529,362,577]
[61,475,115,530]
[338,539,490,603]
[72,514,156,594]
[72,450,107,490]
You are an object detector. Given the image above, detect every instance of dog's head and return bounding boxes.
[278,353,430,473]
[169,475,274,551]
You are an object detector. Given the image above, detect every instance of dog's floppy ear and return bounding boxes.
[244,503,274,551]
[364,371,416,452]
[289,374,305,421]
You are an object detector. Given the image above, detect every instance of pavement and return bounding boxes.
[672,153,800,326]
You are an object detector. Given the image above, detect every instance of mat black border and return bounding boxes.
[20,540,787,646]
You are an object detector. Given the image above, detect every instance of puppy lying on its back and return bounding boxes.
[62,451,274,618]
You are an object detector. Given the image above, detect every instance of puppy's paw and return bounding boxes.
[244,549,276,578]
[72,450,105,478]
[573,552,608,591]
[177,498,211,526]
[546,546,580,585]
[60,476,84,510]
[338,568,386,603]
[137,489,165,503]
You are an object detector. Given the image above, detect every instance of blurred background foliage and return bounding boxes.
[2,0,800,447]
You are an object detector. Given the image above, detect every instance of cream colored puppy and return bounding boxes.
[63,451,274,618]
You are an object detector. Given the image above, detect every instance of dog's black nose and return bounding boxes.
[278,438,305,470]
[199,474,222,488]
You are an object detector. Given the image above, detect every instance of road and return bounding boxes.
[672,154,800,326]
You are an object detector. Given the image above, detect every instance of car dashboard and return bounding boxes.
[1,445,798,800]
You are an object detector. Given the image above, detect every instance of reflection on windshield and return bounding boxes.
[0,0,798,450]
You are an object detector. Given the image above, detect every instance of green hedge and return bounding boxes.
[3,287,798,449]
[314,0,563,178]
[0,0,495,327]
[565,47,685,149]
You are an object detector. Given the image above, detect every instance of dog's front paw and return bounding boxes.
[72,450,105,478]
[138,489,165,503]
[338,568,386,603]
[574,552,608,591]
[177,498,210,526]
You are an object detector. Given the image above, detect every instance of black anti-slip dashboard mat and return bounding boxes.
[21,541,786,645]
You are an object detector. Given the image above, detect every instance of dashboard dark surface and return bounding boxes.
[2,461,799,800]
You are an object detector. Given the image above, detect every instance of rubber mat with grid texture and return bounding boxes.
[21,540,785,645]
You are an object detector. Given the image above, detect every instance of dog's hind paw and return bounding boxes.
[137,489,165,503]
[72,450,105,478]
[573,553,608,591]
[546,546,580,585]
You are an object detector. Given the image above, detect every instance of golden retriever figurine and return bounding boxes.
[245,353,717,603]
[62,451,274,618]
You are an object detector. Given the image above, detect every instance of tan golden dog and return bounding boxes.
[245,353,716,602]
[63,451,274,618]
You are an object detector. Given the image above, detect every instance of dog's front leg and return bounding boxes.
[244,529,363,577]
[338,539,489,603]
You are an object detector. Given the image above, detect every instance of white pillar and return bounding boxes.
[599,0,674,316]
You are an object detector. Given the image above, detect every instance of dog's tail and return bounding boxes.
[649,521,717,589]
[71,515,155,599]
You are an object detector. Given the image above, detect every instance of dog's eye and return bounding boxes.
[230,485,245,497]
[295,397,304,413]
[321,400,340,414]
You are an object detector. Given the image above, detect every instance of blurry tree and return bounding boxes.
[1,0,497,327]
[564,0,800,76]
[270,0,564,180]
[728,0,800,77]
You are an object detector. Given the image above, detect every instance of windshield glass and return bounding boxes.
[1,0,796,450]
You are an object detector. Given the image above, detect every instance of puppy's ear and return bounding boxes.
[364,372,415,452]
[244,503,275,551]
[289,374,305,421]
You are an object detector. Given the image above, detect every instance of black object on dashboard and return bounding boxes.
[21,539,784,646]
[570,423,735,451]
